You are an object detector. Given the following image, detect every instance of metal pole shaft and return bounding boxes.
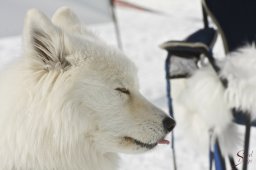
[165,55,177,170]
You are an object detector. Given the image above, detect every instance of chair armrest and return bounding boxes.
[160,27,217,79]
[160,28,217,58]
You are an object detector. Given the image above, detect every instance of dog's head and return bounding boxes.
[23,7,175,154]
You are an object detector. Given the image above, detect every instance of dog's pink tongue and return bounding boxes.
[158,139,170,144]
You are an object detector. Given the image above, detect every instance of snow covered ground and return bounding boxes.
[0,0,255,169]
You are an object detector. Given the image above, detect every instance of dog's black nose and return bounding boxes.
[162,117,176,132]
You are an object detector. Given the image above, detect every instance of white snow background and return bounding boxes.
[0,0,255,169]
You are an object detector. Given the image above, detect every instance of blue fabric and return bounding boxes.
[232,109,256,126]
[205,0,256,52]
[185,28,216,47]
[214,143,226,170]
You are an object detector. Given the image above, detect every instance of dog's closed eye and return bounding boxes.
[115,88,130,95]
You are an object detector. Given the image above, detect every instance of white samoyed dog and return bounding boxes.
[0,7,175,170]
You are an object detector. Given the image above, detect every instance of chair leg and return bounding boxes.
[209,130,214,170]
[165,54,177,170]
[165,55,174,117]
[214,139,226,170]
[242,114,251,170]
[228,156,238,170]
[210,150,214,170]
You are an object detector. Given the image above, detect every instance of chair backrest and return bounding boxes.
[203,0,256,53]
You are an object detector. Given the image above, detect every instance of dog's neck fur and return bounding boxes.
[80,140,119,170]
[85,152,119,170]
[7,139,119,170]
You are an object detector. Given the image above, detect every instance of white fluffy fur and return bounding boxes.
[176,67,233,152]
[0,7,174,170]
[221,46,256,120]
[176,46,256,155]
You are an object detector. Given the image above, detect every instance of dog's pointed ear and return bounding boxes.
[52,7,82,33]
[23,9,69,69]
[51,7,98,39]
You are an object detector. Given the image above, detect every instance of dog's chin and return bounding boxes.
[115,136,161,154]
[123,136,158,150]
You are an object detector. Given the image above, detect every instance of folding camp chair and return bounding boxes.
[161,0,256,170]
[160,5,218,170]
